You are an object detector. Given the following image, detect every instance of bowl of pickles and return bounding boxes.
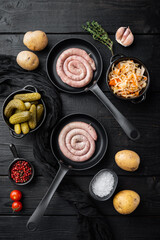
[2,85,46,138]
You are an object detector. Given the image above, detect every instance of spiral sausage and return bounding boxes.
[56,48,96,88]
[58,121,97,162]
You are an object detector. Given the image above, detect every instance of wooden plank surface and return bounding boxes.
[0,216,78,240]
[0,216,160,240]
[0,0,159,34]
[0,91,159,176]
[0,1,160,239]
[0,34,160,178]
[1,175,160,216]
[0,34,159,91]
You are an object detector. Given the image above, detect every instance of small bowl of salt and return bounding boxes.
[89,169,118,201]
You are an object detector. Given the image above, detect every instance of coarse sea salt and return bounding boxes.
[92,171,114,198]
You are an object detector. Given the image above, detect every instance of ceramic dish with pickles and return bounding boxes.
[2,85,46,138]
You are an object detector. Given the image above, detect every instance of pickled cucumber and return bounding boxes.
[15,109,22,114]
[4,99,26,118]
[21,122,30,134]
[37,104,44,122]
[14,124,21,134]
[24,102,31,110]
[28,105,37,129]
[9,111,30,124]
[14,92,41,102]
[30,101,39,105]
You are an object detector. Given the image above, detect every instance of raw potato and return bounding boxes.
[115,150,140,172]
[23,30,48,51]
[16,51,39,71]
[113,190,140,215]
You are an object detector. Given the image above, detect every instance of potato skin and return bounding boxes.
[23,30,48,51]
[113,190,140,215]
[115,150,140,172]
[16,51,39,71]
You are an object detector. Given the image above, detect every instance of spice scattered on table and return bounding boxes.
[11,160,32,183]
[92,171,114,197]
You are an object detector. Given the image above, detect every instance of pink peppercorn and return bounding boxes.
[11,160,32,183]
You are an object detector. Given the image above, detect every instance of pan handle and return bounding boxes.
[23,85,38,92]
[90,83,140,141]
[131,93,146,104]
[10,129,24,139]
[110,54,125,64]
[26,164,69,231]
[9,143,19,159]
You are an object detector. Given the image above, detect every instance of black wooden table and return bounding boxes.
[0,0,160,239]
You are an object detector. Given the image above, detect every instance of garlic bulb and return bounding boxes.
[115,27,134,47]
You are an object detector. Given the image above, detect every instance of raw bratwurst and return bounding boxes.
[56,48,96,88]
[58,122,97,162]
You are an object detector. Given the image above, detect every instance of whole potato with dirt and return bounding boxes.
[16,51,39,71]
[115,150,140,172]
[113,190,140,215]
[23,30,48,51]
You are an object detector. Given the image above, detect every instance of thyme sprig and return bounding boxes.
[82,21,113,55]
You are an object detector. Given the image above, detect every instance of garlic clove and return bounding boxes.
[123,32,134,47]
[115,27,134,47]
[121,27,131,43]
[115,27,126,43]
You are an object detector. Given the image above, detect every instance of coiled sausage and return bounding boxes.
[58,121,97,162]
[56,48,96,88]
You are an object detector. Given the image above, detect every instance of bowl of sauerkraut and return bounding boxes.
[107,54,150,103]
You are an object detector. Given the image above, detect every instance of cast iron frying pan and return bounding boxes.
[46,38,140,140]
[26,113,108,231]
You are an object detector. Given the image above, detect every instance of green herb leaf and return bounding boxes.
[82,21,113,55]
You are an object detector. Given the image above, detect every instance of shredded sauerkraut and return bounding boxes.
[108,60,147,98]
